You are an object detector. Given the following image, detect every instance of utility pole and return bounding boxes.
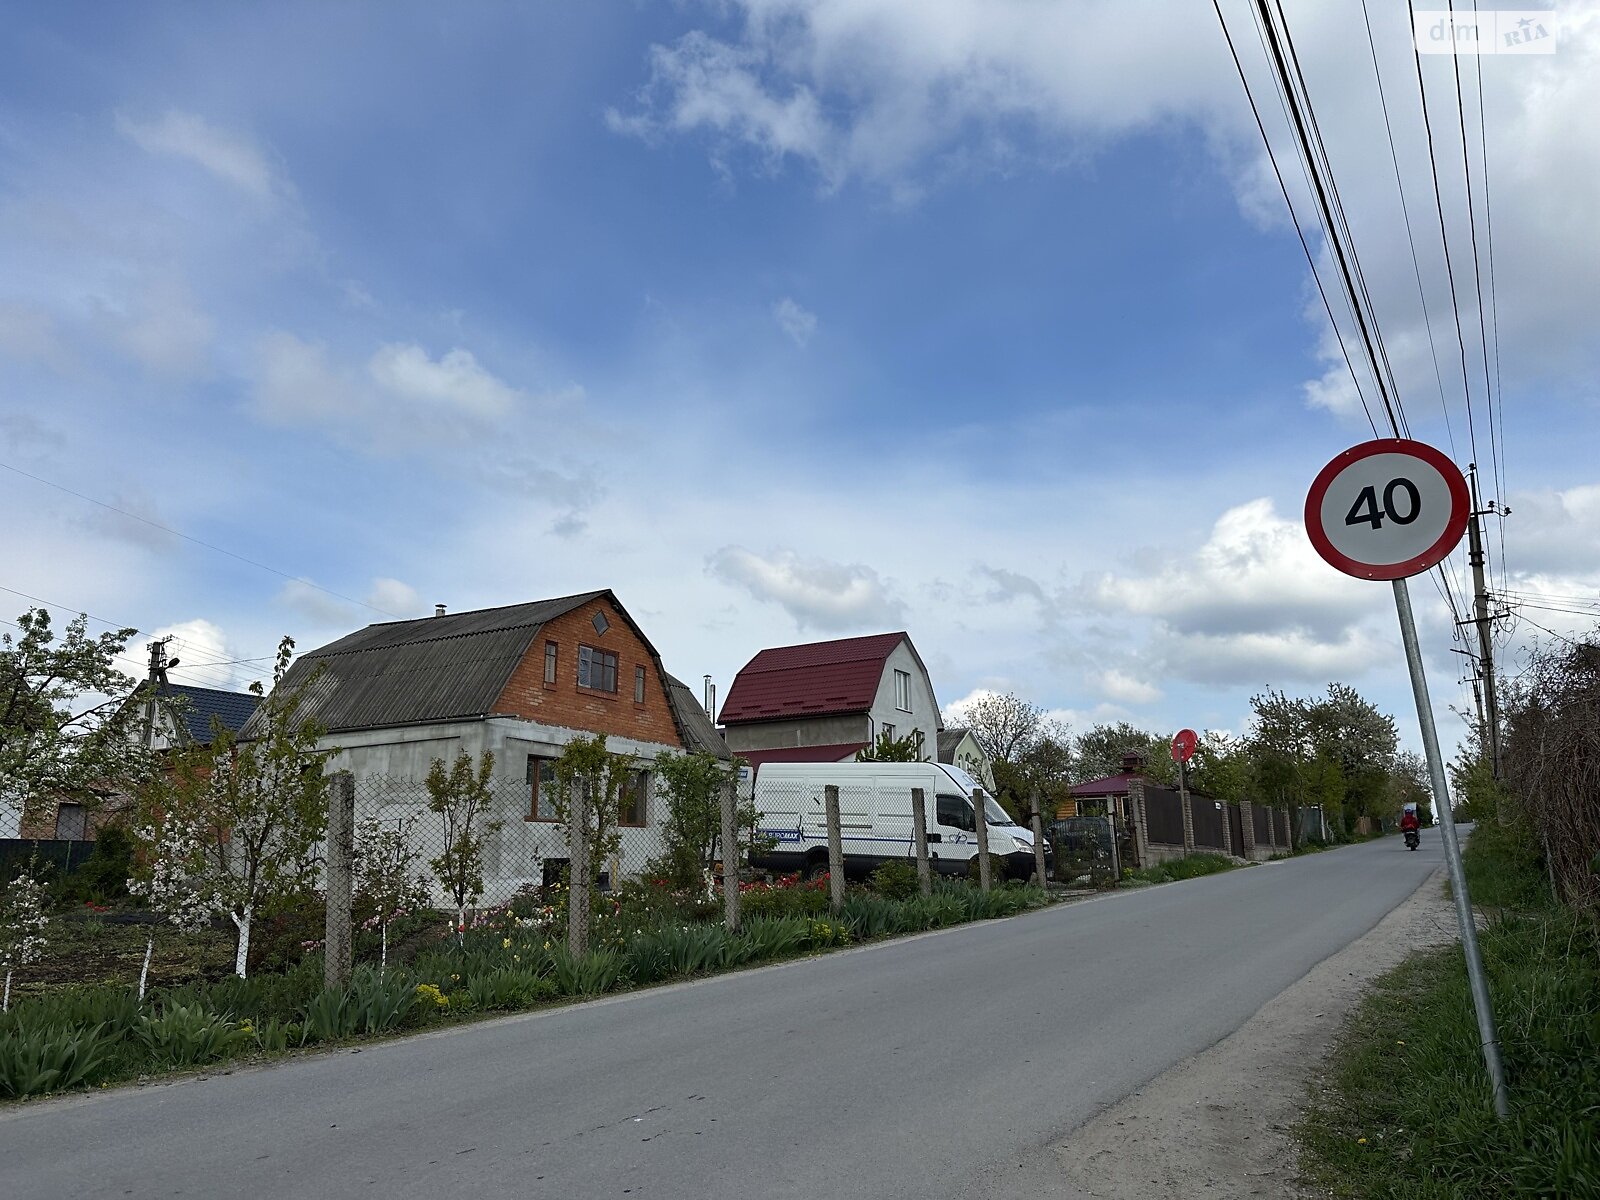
[140,637,175,751]
[1463,464,1503,778]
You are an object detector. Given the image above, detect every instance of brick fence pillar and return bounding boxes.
[1221,802,1236,857]
[1240,799,1257,859]
[1180,788,1195,855]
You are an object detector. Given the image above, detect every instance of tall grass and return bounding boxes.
[1296,822,1600,1198]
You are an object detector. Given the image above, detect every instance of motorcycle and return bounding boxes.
[1404,828,1420,851]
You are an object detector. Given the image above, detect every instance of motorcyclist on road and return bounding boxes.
[1400,808,1420,835]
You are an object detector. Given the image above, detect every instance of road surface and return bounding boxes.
[1,835,1444,1199]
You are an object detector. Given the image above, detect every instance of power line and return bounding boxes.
[0,460,401,620]
[1210,0,1380,437]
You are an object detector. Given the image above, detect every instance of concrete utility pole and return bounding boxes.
[1465,465,1503,779]
[141,637,174,751]
[909,788,933,898]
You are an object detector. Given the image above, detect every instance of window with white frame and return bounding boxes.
[894,669,911,711]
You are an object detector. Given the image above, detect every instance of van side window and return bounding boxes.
[936,793,975,832]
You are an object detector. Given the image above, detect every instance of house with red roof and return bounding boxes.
[718,632,943,768]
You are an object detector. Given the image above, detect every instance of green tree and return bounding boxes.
[855,729,925,763]
[426,749,501,930]
[129,638,331,977]
[1073,722,1173,786]
[1188,731,1250,802]
[651,751,765,888]
[1,608,152,828]
[550,734,633,890]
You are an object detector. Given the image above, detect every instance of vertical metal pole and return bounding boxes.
[910,788,933,898]
[1393,577,1509,1119]
[823,785,845,914]
[719,777,741,933]
[972,787,992,893]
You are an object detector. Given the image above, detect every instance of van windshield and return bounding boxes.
[981,794,1016,827]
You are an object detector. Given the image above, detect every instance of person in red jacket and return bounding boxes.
[1400,807,1420,834]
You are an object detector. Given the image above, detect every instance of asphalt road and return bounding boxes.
[1,834,1446,1200]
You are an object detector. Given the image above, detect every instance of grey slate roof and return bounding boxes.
[665,675,732,760]
[936,727,968,762]
[244,591,720,758]
[160,683,260,745]
[245,592,607,735]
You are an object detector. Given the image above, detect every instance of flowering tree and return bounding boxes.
[129,638,330,978]
[425,750,501,936]
[0,864,49,1011]
[354,815,429,967]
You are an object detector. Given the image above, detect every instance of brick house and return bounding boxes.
[718,632,943,769]
[252,590,727,895]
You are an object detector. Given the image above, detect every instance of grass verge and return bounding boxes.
[1295,822,1600,1198]
[1127,853,1240,885]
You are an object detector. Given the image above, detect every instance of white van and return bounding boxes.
[748,761,1048,882]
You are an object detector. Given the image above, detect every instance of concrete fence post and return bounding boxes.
[720,777,741,933]
[1240,799,1257,859]
[1265,806,1278,852]
[910,787,933,898]
[1279,808,1292,851]
[972,787,992,893]
[567,775,592,955]
[324,770,355,992]
[824,784,845,914]
[1029,789,1048,886]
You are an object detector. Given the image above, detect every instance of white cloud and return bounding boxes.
[706,545,906,631]
[1084,497,1387,684]
[110,279,215,377]
[368,343,520,421]
[772,297,818,346]
[275,580,357,629]
[145,618,247,691]
[1097,669,1163,705]
[117,110,289,203]
[366,577,424,618]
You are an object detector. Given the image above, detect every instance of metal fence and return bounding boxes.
[1143,787,1186,845]
[1251,804,1273,847]
[1190,797,1227,851]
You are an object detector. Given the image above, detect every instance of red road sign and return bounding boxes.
[1305,438,1469,580]
[1171,728,1198,763]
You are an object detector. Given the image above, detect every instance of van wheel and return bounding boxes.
[805,855,830,881]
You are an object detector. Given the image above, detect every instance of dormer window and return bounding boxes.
[591,611,610,635]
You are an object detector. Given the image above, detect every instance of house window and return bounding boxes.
[634,665,646,703]
[882,723,895,741]
[894,669,912,712]
[591,611,609,635]
[55,803,87,840]
[543,641,558,685]
[578,645,618,692]
[936,793,976,833]
[620,769,648,826]
[527,755,559,821]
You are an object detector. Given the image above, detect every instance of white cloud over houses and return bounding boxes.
[117,110,291,204]
[706,545,906,632]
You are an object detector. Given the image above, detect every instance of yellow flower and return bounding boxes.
[1357,1138,1368,1145]
[502,937,512,949]
[1396,1040,1406,1046]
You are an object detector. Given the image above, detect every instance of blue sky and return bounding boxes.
[4,1,1598,756]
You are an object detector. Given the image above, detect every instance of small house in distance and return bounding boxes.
[936,726,995,791]
[718,632,942,768]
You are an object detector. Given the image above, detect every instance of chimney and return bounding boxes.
[703,674,716,721]
[434,604,446,618]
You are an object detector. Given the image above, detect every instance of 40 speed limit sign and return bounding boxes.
[1304,438,1469,580]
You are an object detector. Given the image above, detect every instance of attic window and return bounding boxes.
[591,611,609,635]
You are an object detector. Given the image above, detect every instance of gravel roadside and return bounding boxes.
[982,864,1457,1199]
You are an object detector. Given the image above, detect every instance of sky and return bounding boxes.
[3,1,1597,761]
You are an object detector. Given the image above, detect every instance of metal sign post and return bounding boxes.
[1305,437,1509,1119]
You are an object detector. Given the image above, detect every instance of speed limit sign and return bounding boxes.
[1304,438,1469,580]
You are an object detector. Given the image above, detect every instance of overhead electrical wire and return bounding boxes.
[0,460,401,620]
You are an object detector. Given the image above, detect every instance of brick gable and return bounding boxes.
[492,596,683,748]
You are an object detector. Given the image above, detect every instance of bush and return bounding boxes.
[137,1003,251,1067]
[0,1023,113,1097]
[869,860,919,900]
[740,876,828,919]
[55,825,135,907]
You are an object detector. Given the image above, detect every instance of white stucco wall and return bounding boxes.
[867,641,942,759]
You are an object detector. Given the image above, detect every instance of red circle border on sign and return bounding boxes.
[1304,438,1470,581]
